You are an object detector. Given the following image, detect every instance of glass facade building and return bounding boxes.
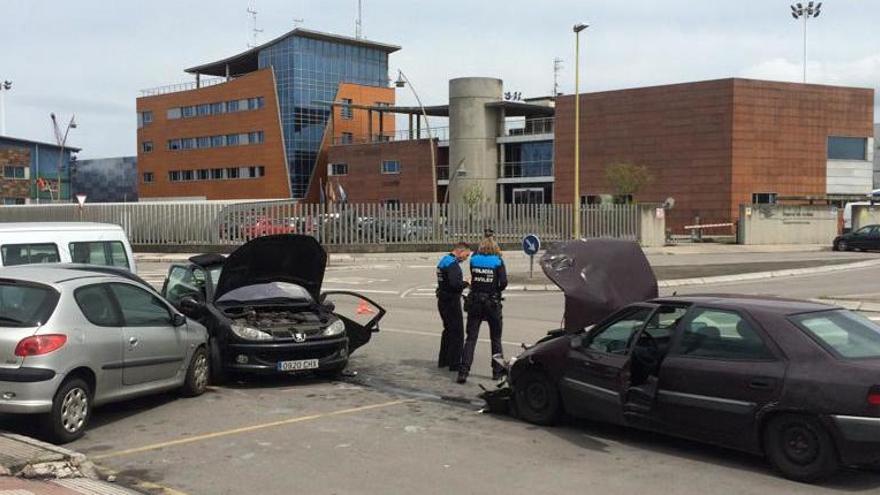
[258,34,391,198]
[502,141,553,178]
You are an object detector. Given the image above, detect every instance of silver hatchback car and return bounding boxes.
[0,265,209,443]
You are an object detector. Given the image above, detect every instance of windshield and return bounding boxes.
[790,310,880,359]
[0,280,59,327]
[216,282,313,305]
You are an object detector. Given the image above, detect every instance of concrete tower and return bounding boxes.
[448,77,503,204]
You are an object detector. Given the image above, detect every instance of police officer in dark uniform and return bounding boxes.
[457,236,507,384]
[436,242,471,371]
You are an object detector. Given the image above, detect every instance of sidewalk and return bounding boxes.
[0,433,141,495]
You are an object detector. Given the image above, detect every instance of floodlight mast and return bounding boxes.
[791,2,822,83]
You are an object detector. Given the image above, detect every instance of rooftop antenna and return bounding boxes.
[355,0,363,39]
[247,1,263,48]
[293,17,304,28]
[553,57,564,97]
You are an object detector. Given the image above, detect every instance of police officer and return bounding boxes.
[457,236,507,384]
[436,242,471,371]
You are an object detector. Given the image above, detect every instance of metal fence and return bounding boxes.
[0,201,647,247]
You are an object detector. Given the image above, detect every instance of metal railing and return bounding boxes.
[140,77,228,97]
[500,161,554,178]
[332,127,449,146]
[437,165,450,181]
[503,117,554,137]
[0,201,648,247]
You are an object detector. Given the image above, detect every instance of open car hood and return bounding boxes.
[541,239,658,332]
[213,234,327,302]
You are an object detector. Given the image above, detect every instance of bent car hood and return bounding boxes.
[213,234,327,302]
[541,239,658,332]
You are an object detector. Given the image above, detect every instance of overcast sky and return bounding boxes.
[2,0,877,158]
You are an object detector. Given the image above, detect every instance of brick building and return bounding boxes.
[0,136,79,204]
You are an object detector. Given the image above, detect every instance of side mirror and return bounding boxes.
[171,313,187,327]
[180,296,205,315]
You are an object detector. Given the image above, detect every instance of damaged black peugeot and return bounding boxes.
[492,238,880,482]
[160,234,385,382]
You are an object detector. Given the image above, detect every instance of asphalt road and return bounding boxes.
[8,251,880,494]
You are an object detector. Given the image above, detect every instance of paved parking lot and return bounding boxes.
[5,252,880,494]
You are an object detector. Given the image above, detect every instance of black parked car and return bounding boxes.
[833,224,880,251]
[161,235,385,382]
[499,239,880,482]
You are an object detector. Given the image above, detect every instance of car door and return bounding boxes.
[558,305,656,424]
[72,284,125,396]
[848,225,875,249]
[655,306,787,451]
[162,264,209,311]
[109,282,188,386]
[319,291,386,354]
[865,225,880,251]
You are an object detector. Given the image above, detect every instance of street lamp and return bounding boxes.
[572,22,588,239]
[790,2,822,83]
[395,69,438,204]
[0,80,12,136]
[50,113,76,203]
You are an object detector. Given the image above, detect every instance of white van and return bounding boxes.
[0,222,136,273]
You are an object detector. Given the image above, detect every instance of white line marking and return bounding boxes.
[322,288,400,295]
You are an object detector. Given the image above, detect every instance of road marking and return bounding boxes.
[382,327,524,347]
[322,288,400,295]
[92,399,409,461]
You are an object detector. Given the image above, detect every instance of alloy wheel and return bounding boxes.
[194,354,209,391]
[60,387,88,433]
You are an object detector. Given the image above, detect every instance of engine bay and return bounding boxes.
[225,305,333,339]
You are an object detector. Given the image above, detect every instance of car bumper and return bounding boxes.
[831,415,880,466]
[224,336,349,374]
[0,368,63,414]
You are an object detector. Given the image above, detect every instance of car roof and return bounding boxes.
[0,222,124,233]
[0,264,143,286]
[651,294,838,315]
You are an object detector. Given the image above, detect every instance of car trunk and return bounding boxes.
[0,279,60,370]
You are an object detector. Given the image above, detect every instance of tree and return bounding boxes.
[461,181,488,209]
[604,163,652,204]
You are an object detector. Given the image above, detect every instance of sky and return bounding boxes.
[1,0,878,158]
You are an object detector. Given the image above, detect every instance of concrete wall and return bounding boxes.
[737,204,839,245]
[639,206,667,247]
[827,158,873,195]
[851,204,880,231]
[448,77,502,204]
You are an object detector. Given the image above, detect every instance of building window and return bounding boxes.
[226,134,240,146]
[2,197,25,205]
[167,107,182,120]
[341,98,353,119]
[197,104,211,116]
[381,160,401,174]
[340,132,353,144]
[247,97,264,110]
[248,131,264,144]
[211,168,224,180]
[181,170,194,181]
[181,106,195,118]
[168,171,181,182]
[168,139,181,150]
[752,192,778,204]
[142,141,153,153]
[584,195,602,205]
[210,102,225,114]
[512,188,545,204]
[197,169,210,180]
[329,163,348,176]
[3,166,26,179]
[226,167,240,179]
[211,135,225,147]
[227,100,240,112]
[828,136,867,160]
[197,136,211,149]
[142,172,154,183]
[384,199,400,209]
[141,111,153,124]
[181,138,196,150]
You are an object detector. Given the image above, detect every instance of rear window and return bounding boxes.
[790,310,880,359]
[0,280,59,327]
[69,241,129,268]
[1,243,60,266]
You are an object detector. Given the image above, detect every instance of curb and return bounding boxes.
[812,298,880,313]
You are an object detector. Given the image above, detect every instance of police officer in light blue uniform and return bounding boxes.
[458,236,507,384]
[436,242,471,370]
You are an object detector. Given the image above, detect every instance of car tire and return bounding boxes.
[836,240,849,252]
[43,377,91,444]
[181,347,210,397]
[764,413,840,482]
[209,339,228,386]
[513,367,561,426]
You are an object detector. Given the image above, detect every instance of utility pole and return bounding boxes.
[553,58,563,97]
[355,0,364,39]
[790,2,822,83]
[0,80,11,136]
[50,113,76,202]
[573,23,589,239]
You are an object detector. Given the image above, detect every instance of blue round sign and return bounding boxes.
[522,234,541,256]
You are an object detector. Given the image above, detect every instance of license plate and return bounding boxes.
[277,359,319,372]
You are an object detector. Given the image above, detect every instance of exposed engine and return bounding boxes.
[226,306,333,339]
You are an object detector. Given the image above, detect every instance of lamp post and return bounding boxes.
[573,22,589,239]
[0,80,12,136]
[50,113,76,202]
[395,69,438,204]
[790,2,822,83]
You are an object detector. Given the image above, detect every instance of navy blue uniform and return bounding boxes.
[436,253,467,369]
[460,253,507,378]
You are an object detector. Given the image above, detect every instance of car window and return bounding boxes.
[790,310,880,359]
[74,284,122,327]
[674,308,775,360]
[164,266,207,306]
[585,307,653,355]
[109,283,172,327]
[855,226,874,235]
[643,305,688,345]
[0,281,59,327]
[69,241,129,268]
[1,243,60,266]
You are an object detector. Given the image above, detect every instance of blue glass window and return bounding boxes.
[226,134,240,146]
[211,135,225,147]
[211,102,225,114]
[197,136,211,148]
[181,106,195,118]
[828,137,867,160]
[381,160,400,174]
[227,100,240,112]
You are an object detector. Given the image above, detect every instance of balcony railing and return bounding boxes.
[140,77,228,97]
[499,160,554,178]
[332,126,450,145]
[503,117,554,137]
[437,165,449,181]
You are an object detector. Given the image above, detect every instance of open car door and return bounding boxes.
[319,291,386,354]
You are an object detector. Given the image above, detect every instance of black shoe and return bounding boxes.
[456,372,468,384]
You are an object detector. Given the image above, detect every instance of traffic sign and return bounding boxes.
[75,194,87,207]
[522,234,541,256]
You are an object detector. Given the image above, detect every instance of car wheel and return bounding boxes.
[209,339,228,386]
[43,377,91,444]
[181,347,210,397]
[764,413,840,482]
[513,368,561,426]
[836,240,849,252]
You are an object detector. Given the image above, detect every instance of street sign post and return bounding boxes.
[75,194,86,221]
[522,234,541,279]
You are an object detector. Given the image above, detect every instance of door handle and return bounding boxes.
[748,378,775,390]
[129,337,139,348]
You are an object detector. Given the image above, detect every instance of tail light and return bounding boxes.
[14,334,67,357]
[867,386,880,406]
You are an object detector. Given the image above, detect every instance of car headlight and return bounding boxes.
[230,324,273,341]
[323,319,346,336]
